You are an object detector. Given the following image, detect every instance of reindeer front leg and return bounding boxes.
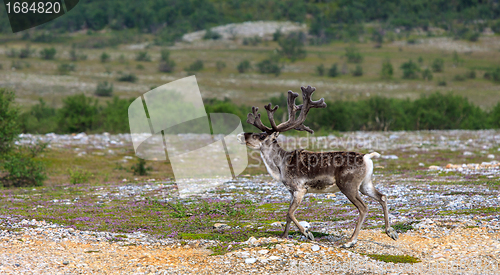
[280,188,314,240]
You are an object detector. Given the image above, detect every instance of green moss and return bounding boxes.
[363,253,421,263]
[392,221,416,233]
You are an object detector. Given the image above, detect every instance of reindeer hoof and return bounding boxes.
[303,230,315,241]
[386,227,399,240]
[341,240,357,248]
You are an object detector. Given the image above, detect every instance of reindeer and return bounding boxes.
[237,86,398,248]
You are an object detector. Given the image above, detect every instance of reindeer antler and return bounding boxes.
[247,85,327,134]
[246,106,274,134]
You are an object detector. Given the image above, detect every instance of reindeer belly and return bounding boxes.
[305,176,340,194]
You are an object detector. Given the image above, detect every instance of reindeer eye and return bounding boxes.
[259,135,266,140]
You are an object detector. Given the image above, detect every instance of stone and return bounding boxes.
[245,258,257,264]
[299,221,310,229]
[258,249,269,255]
[429,165,442,170]
[270,222,283,227]
[268,256,280,260]
[311,245,320,252]
[213,223,230,229]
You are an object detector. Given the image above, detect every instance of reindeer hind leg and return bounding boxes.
[360,179,398,241]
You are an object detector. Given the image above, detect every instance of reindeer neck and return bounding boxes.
[259,142,288,181]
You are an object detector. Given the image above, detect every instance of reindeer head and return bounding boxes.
[237,85,327,150]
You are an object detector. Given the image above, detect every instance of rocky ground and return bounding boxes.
[1,130,499,274]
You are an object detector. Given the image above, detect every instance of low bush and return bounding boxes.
[131,158,152,176]
[352,64,363,76]
[95,81,114,97]
[57,63,76,75]
[100,52,110,63]
[1,151,46,187]
[184,60,204,73]
[237,60,251,73]
[242,36,262,46]
[40,47,57,60]
[257,58,281,76]
[381,59,393,79]
[135,51,151,62]
[117,72,138,82]
[68,168,94,184]
[345,46,363,63]
[401,60,420,79]
[328,64,339,77]
[465,69,476,79]
[431,58,444,72]
[216,61,226,72]
[203,29,222,40]
[421,68,433,81]
[453,74,466,81]
[158,49,176,73]
[316,64,325,76]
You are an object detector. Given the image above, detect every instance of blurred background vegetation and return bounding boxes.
[0,0,500,135]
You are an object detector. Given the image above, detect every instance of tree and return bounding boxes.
[381,59,393,79]
[158,49,176,73]
[58,94,99,133]
[278,32,306,62]
[400,60,420,79]
[0,89,19,154]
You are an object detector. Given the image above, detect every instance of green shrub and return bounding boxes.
[431,58,444,72]
[242,36,262,46]
[19,98,57,134]
[203,29,222,40]
[0,89,20,154]
[216,61,226,72]
[57,63,76,75]
[328,63,339,77]
[237,60,251,73]
[40,47,57,60]
[136,64,144,70]
[184,60,204,73]
[68,168,94,184]
[417,56,424,64]
[6,48,18,58]
[95,81,114,97]
[257,58,281,76]
[381,59,393,79]
[465,69,476,79]
[19,45,33,58]
[437,78,447,86]
[135,51,151,62]
[97,97,135,133]
[131,158,152,176]
[1,152,46,187]
[100,52,110,63]
[421,68,433,81]
[278,32,306,62]
[11,60,29,70]
[345,46,363,63]
[118,54,126,63]
[453,74,466,81]
[400,60,420,79]
[158,49,176,73]
[352,64,363,76]
[452,51,463,66]
[484,67,500,82]
[117,73,138,82]
[272,29,282,41]
[316,64,325,76]
[58,94,98,133]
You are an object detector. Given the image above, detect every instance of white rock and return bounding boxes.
[246,236,257,245]
[381,155,398,159]
[258,249,269,255]
[487,154,495,159]
[428,165,442,170]
[311,245,320,252]
[270,222,283,227]
[418,163,425,167]
[245,258,257,264]
[268,256,280,260]
[299,221,310,229]
[464,151,474,156]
